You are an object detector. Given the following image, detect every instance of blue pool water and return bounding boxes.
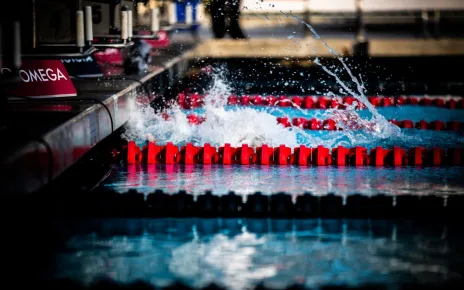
[188,106,464,123]
[184,106,464,149]
[49,218,464,289]
[87,99,464,289]
[103,164,464,196]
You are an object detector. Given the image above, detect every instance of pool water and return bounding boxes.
[180,106,464,149]
[47,218,464,290]
[189,106,464,124]
[87,65,464,289]
[104,105,464,196]
[103,164,464,196]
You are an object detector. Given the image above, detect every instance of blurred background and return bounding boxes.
[202,0,464,38]
[2,1,464,290]
[161,0,464,58]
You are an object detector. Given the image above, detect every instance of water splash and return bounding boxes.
[124,16,412,148]
[124,72,407,148]
[124,66,300,147]
[285,12,402,139]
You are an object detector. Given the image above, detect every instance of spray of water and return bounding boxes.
[123,16,409,148]
[284,12,402,138]
[124,66,300,147]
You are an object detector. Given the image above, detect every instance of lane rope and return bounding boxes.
[177,94,464,109]
[183,114,464,131]
[6,188,464,220]
[125,141,464,166]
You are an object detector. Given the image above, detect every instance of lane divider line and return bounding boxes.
[178,94,464,110]
[8,187,464,219]
[7,189,464,219]
[125,141,464,166]
[184,114,464,131]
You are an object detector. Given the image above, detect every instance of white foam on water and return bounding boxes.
[124,67,300,147]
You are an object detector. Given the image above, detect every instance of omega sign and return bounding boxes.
[2,67,68,82]
[2,59,77,98]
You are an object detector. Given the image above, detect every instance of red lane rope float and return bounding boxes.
[186,114,464,131]
[389,120,464,131]
[126,141,464,167]
[178,94,464,110]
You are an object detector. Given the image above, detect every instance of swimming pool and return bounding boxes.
[46,57,464,289]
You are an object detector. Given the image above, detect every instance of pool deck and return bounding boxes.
[0,42,196,195]
[190,38,464,58]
